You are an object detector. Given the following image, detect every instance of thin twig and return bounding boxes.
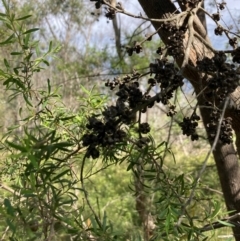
[102,0,187,24]
[162,91,178,160]
[0,225,9,241]
[203,186,223,195]
[200,7,240,39]
[84,163,115,179]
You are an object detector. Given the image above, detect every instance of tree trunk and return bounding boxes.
[137,0,240,239]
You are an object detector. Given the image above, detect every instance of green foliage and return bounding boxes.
[0,1,235,241]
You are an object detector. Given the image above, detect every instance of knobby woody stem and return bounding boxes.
[182,1,203,69]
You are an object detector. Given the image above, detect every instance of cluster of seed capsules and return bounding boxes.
[178,51,239,144]
[160,23,186,58]
[89,0,103,9]
[82,73,149,159]
[126,41,143,56]
[87,0,239,150]
[206,110,233,144]
[82,116,127,159]
[178,0,202,8]
[232,47,240,64]
[197,52,239,104]
[196,52,240,144]
[82,59,185,158]
[179,113,200,141]
[149,59,184,104]
[125,22,187,58]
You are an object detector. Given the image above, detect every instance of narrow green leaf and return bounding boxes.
[9,13,15,22]
[14,78,25,90]
[218,220,235,227]
[127,161,136,171]
[43,59,49,66]
[211,201,221,219]
[23,33,30,47]
[19,107,22,117]
[0,16,6,21]
[53,44,62,53]
[89,216,98,232]
[28,154,38,169]
[3,77,12,85]
[21,191,36,198]
[53,141,73,148]
[23,28,39,34]
[0,34,15,45]
[6,218,16,232]
[16,15,32,21]
[29,171,36,188]
[102,211,107,231]
[165,213,171,234]
[66,228,79,234]
[13,67,19,75]
[23,93,33,107]
[24,52,33,62]
[0,68,10,78]
[58,199,74,206]
[4,198,15,216]
[47,79,51,94]
[2,0,9,12]
[10,52,23,55]
[6,141,27,152]
[59,116,75,121]
[48,41,52,52]
[35,44,40,56]
[51,169,70,182]
[5,23,13,31]
[4,58,10,68]
[0,12,7,17]
[80,85,91,95]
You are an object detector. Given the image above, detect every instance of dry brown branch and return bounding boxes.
[201,212,240,232]
[103,0,187,24]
